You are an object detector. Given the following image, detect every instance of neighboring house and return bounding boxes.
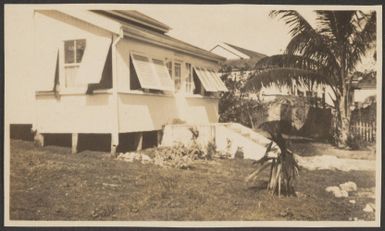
[350,71,377,109]
[7,9,228,153]
[210,42,334,106]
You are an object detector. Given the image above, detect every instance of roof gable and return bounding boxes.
[224,42,266,60]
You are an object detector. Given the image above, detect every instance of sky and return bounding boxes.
[118,4,377,71]
[6,4,379,70]
[127,4,312,56]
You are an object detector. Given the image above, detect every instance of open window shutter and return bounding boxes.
[207,70,228,92]
[152,59,174,91]
[86,41,113,94]
[78,37,111,85]
[193,67,217,92]
[53,50,60,92]
[131,53,162,90]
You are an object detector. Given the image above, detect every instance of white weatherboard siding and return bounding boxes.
[118,93,219,133]
[35,94,114,133]
[118,93,178,133]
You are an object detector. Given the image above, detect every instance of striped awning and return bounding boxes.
[193,67,228,92]
[130,53,174,91]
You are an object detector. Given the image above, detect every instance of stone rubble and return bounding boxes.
[362,203,376,213]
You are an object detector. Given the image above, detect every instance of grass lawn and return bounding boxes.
[9,140,376,221]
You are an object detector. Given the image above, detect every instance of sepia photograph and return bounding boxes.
[3,3,382,227]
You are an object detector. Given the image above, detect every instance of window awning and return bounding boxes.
[193,67,228,92]
[152,59,174,91]
[207,70,228,92]
[131,53,162,90]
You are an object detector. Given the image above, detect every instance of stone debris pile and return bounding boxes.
[116,152,152,164]
[325,181,357,198]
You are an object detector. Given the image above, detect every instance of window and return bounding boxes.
[64,39,86,87]
[174,62,182,91]
[185,63,194,94]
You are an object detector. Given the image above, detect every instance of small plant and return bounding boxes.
[206,140,216,160]
[234,146,244,159]
[346,133,367,150]
[189,127,199,141]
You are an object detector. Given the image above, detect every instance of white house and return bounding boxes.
[7,8,230,154]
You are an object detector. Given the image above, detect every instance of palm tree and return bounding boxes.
[245,10,376,147]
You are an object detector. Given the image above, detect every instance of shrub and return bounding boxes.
[346,134,367,150]
[206,140,216,160]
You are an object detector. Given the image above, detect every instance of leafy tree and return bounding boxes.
[245,10,376,147]
[219,66,266,129]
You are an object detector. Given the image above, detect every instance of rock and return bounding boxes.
[340,190,349,198]
[363,203,374,213]
[325,186,348,198]
[117,152,136,162]
[349,199,356,204]
[339,181,357,192]
[326,186,339,193]
[140,154,152,164]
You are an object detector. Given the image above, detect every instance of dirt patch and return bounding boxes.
[9,140,376,221]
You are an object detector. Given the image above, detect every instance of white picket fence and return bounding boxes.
[350,121,376,142]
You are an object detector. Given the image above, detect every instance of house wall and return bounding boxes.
[10,9,222,136]
[116,38,220,91]
[353,89,376,103]
[35,93,114,133]
[116,38,221,132]
[34,11,112,90]
[32,11,115,133]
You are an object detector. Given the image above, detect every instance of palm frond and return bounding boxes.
[245,67,328,92]
[270,10,315,38]
[271,10,340,81]
[348,11,376,71]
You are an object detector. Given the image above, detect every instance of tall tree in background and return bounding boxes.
[245,10,376,147]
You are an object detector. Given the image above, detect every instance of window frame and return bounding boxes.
[62,39,86,89]
[173,61,182,92]
[185,63,195,95]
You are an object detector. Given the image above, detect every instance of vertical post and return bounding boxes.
[111,133,118,157]
[34,132,44,147]
[110,33,122,156]
[71,133,78,154]
[156,130,162,146]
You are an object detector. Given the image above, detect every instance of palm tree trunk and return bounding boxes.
[336,92,350,147]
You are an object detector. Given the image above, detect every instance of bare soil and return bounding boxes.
[9,140,376,221]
